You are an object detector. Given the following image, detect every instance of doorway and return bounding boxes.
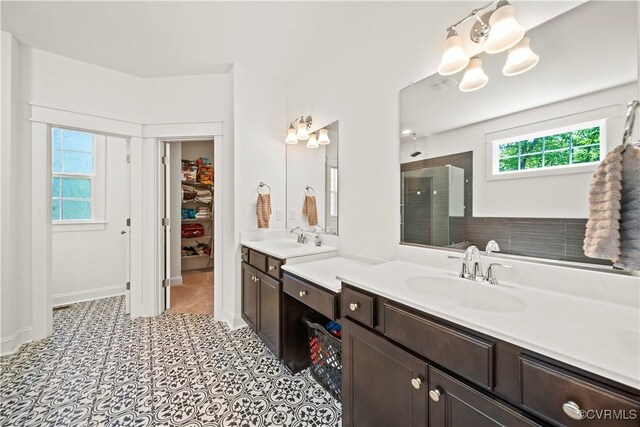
[162,138,215,315]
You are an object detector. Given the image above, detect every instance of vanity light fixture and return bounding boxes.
[317,128,331,145]
[307,133,319,149]
[437,0,537,91]
[502,36,539,76]
[459,57,489,92]
[285,115,313,144]
[401,129,413,136]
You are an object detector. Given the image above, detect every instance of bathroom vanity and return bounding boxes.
[240,239,338,358]
[338,260,640,427]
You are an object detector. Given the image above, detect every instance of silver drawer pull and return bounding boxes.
[411,378,422,390]
[562,401,584,421]
[299,290,308,297]
[251,275,256,281]
[349,302,359,311]
[268,265,276,271]
[429,387,441,402]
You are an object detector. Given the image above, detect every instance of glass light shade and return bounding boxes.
[459,58,489,92]
[296,122,309,140]
[437,33,469,76]
[307,133,319,148]
[502,37,539,76]
[484,4,525,54]
[285,127,298,144]
[318,129,331,145]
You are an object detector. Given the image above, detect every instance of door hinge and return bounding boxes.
[161,156,168,165]
[126,155,131,164]
[126,218,131,227]
[162,279,171,288]
[162,217,169,227]
[126,281,130,290]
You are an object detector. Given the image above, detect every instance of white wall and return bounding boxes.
[400,84,636,219]
[229,63,287,324]
[51,136,129,305]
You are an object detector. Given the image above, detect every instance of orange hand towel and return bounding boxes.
[302,195,318,226]
[257,194,272,229]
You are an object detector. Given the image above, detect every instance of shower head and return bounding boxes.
[410,133,421,157]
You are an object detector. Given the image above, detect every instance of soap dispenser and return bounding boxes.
[314,233,322,246]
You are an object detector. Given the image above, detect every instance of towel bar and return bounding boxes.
[257,182,271,194]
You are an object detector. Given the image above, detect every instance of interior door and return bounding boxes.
[124,138,131,314]
[163,141,171,310]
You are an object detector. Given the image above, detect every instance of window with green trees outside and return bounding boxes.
[497,123,602,174]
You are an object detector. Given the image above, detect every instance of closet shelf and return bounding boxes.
[182,218,213,223]
[182,200,212,204]
[181,254,209,259]
[181,181,214,188]
[182,235,212,240]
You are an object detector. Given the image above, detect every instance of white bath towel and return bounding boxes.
[583,145,624,260]
[614,144,640,271]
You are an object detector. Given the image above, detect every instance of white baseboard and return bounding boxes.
[171,276,183,285]
[230,315,247,330]
[216,309,247,330]
[1,327,32,356]
[52,284,125,307]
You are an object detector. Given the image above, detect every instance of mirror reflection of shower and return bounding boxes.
[410,133,422,157]
[401,165,465,247]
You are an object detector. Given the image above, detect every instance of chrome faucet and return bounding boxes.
[290,227,306,244]
[450,243,512,284]
[485,240,500,255]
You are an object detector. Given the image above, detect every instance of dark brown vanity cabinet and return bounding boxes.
[341,284,640,427]
[342,319,428,427]
[240,247,284,358]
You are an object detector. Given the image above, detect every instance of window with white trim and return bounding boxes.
[490,120,605,178]
[52,127,95,221]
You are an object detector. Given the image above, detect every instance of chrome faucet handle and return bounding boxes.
[485,240,500,255]
[448,255,471,278]
[485,263,512,285]
[463,245,480,262]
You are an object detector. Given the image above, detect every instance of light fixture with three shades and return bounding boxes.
[285,115,331,148]
[437,0,539,92]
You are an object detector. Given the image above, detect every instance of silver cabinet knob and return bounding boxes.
[268,265,276,271]
[299,290,308,297]
[349,303,359,311]
[562,401,584,421]
[411,378,422,390]
[251,275,255,281]
[429,388,442,402]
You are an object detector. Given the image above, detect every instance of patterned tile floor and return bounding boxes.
[0,296,341,426]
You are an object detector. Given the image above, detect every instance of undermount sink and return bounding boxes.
[404,276,527,313]
[264,241,302,250]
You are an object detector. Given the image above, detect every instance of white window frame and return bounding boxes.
[51,126,107,230]
[486,106,616,181]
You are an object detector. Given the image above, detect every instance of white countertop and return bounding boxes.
[338,260,640,390]
[282,256,376,293]
[241,238,338,259]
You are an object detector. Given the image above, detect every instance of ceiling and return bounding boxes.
[1,1,582,80]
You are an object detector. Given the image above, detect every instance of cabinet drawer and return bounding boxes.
[383,303,494,389]
[520,357,639,427]
[249,249,267,272]
[241,246,250,263]
[267,257,283,279]
[342,287,375,328]
[283,274,337,319]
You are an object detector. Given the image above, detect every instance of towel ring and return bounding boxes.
[257,182,271,194]
[622,100,639,147]
[305,185,316,195]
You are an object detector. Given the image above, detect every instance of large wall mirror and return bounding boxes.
[287,121,339,235]
[399,1,638,264]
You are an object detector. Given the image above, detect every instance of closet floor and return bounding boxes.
[167,270,214,315]
[0,296,341,426]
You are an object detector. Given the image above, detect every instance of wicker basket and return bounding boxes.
[305,319,342,401]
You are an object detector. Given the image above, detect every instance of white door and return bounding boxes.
[124,139,131,314]
[163,141,171,310]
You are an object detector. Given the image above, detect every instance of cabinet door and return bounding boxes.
[257,271,281,358]
[241,263,258,330]
[343,319,428,427]
[429,367,540,427]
